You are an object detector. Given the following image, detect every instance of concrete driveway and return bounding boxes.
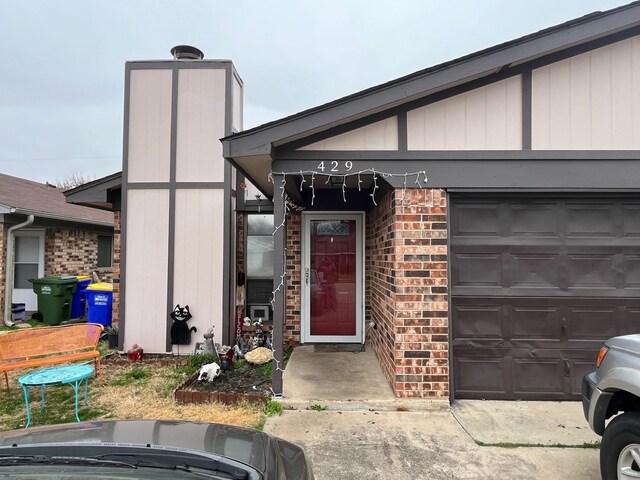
[264,401,601,480]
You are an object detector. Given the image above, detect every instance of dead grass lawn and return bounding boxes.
[0,359,265,431]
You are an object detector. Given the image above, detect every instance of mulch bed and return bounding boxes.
[188,362,271,394]
[174,366,270,406]
[102,352,274,405]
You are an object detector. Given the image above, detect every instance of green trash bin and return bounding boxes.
[30,276,78,325]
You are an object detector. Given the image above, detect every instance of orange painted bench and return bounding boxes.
[0,323,104,399]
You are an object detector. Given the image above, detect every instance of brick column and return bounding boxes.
[0,223,6,317]
[285,212,301,344]
[112,210,121,325]
[368,188,449,399]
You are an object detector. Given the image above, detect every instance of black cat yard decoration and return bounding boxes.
[170,305,197,345]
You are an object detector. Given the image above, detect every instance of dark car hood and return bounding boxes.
[0,420,309,478]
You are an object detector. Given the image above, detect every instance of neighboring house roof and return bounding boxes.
[0,173,114,226]
[222,0,640,195]
[64,172,122,212]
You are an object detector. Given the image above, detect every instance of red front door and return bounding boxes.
[305,215,362,341]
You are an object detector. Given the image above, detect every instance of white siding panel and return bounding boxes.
[591,46,613,148]
[127,70,172,182]
[548,59,572,149]
[172,189,224,353]
[532,36,640,149]
[176,69,226,182]
[124,189,170,353]
[407,76,522,150]
[532,68,551,149]
[423,101,447,148]
[569,56,591,147]
[612,40,634,146]
[299,117,398,150]
[446,94,466,147]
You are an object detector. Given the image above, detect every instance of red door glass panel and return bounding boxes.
[310,219,356,336]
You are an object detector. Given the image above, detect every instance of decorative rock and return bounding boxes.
[244,347,272,365]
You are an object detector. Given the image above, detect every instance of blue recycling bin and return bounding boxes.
[70,275,91,318]
[85,283,113,327]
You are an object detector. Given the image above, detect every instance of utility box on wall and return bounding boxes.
[122,47,243,353]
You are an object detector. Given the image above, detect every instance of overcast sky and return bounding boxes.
[0,0,628,184]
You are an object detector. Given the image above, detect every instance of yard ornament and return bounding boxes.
[170,305,197,345]
[245,347,272,365]
[197,362,221,382]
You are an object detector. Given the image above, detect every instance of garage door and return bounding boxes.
[451,195,640,400]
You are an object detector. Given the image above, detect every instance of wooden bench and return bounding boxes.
[0,323,103,399]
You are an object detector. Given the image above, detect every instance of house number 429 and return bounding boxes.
[316,161,353,173]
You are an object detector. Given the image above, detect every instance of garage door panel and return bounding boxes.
[622,205,640,236]
[452,305,503,339]
[567,307,619,341]
[512,359,565,395]
[510,203,558,237]
[511,254,560,287]
[452,195,640,400]
[567,254,616,289]
[511,306,561,339]
[626,256,640,287]
[452,204,501,236]
[454,356,508,395]
[565,203,617,237]
[452,254,502,286]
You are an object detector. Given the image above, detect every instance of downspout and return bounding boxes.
[4,215,35,327]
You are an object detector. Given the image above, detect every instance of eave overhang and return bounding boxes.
[222,1,640,196]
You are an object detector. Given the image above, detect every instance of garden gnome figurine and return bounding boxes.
[203,326,215,355]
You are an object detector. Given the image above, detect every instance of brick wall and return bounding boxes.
[112,211,121,325]
[366,188,449,399]
[0,223,6,317]
[236,213,244,275]
[44,227,113,282]
[285,211,301,344]
[366,190,398,389]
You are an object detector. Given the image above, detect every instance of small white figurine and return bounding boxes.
[243,316,252,327]
[197,362,221,382]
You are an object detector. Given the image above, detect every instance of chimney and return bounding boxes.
[170,45,204,60]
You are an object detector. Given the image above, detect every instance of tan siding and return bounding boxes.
[532,36,640,149]
[127,70,172,182]
[407,76,522,150]
[172,189,224,352]
[299,117,398,151]
[124,189,170,353]
[176,69,226,182]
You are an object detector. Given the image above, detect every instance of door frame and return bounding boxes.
[301,212,365,344]
[12,229,45,311]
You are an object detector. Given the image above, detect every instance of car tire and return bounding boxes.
[600,411,640,480]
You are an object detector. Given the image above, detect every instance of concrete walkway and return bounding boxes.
[264,409,600,480]
[274,346,601,479]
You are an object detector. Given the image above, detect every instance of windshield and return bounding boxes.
[0,464,238,479]
[0,451,260,480]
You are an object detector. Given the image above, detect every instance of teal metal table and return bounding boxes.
[18,364,94,428]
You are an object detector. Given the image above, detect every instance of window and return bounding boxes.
[97,235,113,268]
[245,215,274,321]
[246,215,274,278]
[14,236,40,288]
